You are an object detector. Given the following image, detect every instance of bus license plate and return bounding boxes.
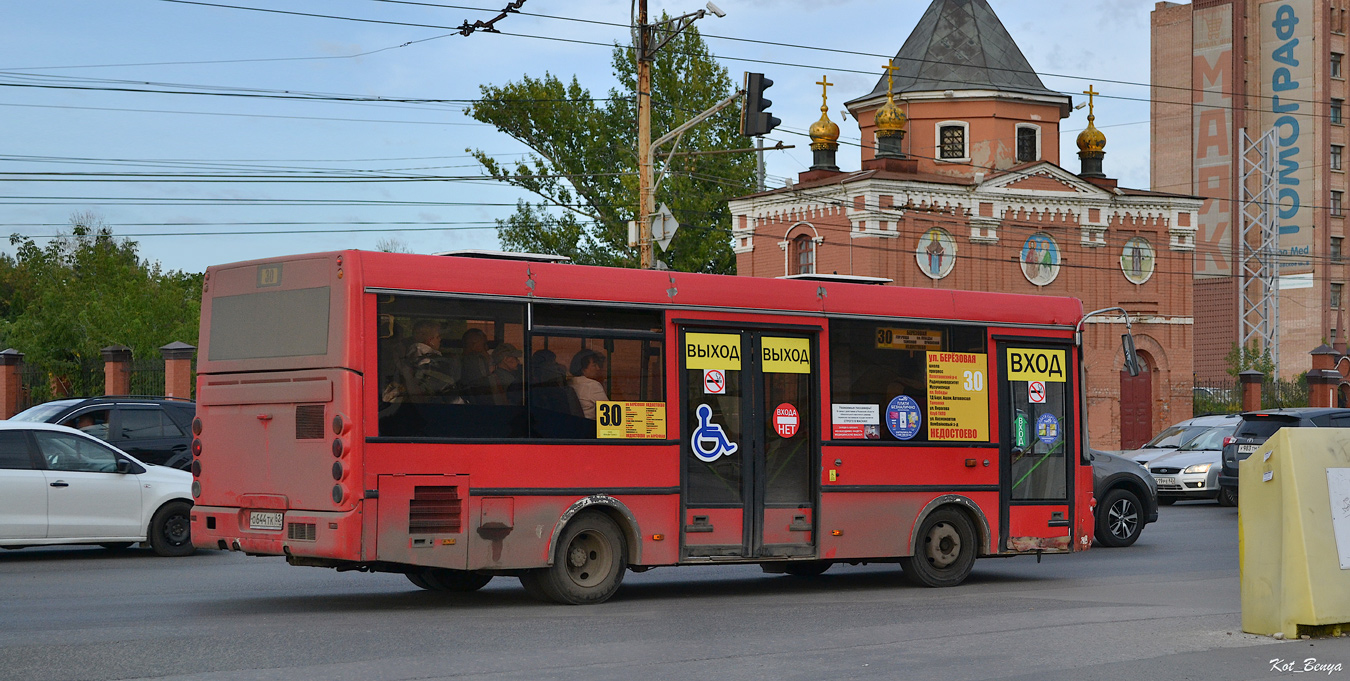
[1238,444,1259,454]
[249,511,284,531]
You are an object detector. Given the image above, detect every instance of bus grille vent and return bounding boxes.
[287,523,317,541]
[295,405,325,439]
[409,486,462,534]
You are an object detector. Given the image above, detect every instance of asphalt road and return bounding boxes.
[1,501,1346,681]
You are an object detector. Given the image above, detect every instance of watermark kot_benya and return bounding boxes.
[1270,658,1344,675]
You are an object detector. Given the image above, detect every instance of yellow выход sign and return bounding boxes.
[761,337,810,374]
[684,332,742,371]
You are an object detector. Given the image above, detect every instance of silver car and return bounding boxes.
[1123,413,1240,466]
[1146,424,1235,506]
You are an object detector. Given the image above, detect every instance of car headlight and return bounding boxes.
[1183,463,1212,474]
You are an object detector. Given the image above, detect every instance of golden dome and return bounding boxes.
[809,109,840,146]
[875,96,907,134]
[1076,114,1106,153]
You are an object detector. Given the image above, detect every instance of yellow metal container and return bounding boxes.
[1239,429,1350,638]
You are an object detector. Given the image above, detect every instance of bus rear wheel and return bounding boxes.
[407,568,492,592]
[521,512,626,605]
[899,508,976,588]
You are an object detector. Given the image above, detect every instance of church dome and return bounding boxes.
[809,109,840,146]
[1077,115,1106,153]
[875,97,907,134]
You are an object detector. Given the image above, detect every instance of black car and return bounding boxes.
[1089,449,1159,547]
[1218,407,1350,505]
[8,396,196,470]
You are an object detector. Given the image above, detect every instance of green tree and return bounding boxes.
[1224,342,1276,379]
[466,21,755,273]
[0,213,202,396]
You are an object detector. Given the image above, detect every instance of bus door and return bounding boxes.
[996,341,1075,552]
[678,327,817,560]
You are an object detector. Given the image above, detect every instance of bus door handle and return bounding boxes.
[1048,511,1070,528]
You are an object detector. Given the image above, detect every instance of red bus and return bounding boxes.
[191,250,1097,604]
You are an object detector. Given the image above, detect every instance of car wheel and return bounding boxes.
[1096,488,1143,548]
[782,561,831,578]
[521,512,626,604]
[1157,497,1177,506]
[1217,486,1238,507]
[899,508,977,588]
[149,501,195,557]
[99,542,134,551]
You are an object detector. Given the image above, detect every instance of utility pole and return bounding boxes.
[633,1,726,269]
[636,0,654,269]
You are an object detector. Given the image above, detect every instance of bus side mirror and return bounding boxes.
[1122,333,1141,377]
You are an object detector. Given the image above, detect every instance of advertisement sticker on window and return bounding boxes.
[926,351,989,441]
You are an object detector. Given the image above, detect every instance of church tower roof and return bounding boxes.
[846,0,1070,113]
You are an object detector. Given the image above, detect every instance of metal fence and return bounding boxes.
[1192,377,1309,416]
[128,358,165,396]
[16,361,103,412]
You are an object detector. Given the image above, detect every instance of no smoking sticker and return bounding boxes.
[703,369,726,395]
[1028,381,1046,404]
[773,403,799,438]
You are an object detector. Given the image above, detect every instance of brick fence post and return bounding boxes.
[160,342,196,399]
[101,345,132,396]
[1239,369,1263,412]
[0,349,23,419]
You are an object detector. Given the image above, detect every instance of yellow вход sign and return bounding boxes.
[1005,348,1067,383]
[761,337,810,374]
[684,332,741,370]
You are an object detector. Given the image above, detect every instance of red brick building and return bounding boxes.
[729,0,1204,449]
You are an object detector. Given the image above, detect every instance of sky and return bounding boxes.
[2,0,1157,274]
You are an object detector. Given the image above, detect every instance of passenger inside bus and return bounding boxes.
[406,320,463,402]
[459,328,492,403]
[529,349,588,438]
[487,343,523,406]
[567,348,609,420]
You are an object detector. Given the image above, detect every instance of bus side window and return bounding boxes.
[826,319,986,443]
[529,305,664,440]
[376,295,527,439]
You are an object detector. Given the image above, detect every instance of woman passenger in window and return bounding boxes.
[568,349,609,420]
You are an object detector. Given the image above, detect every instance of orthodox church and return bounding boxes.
[728,0,1204,449]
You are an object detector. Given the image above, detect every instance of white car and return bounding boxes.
[0,421,194,556]
[1122,413,1241,466]
[1144,424,1235,506]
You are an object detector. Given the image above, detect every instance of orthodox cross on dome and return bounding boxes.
[882,59,901,102]
[816,75,834,111]
[1083,84,1098,120]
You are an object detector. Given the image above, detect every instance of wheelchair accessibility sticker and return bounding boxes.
[691,404,738,462]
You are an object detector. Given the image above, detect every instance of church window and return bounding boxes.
[1016,125,1040,163]
[938,124,967,160]
[793,234,815,275]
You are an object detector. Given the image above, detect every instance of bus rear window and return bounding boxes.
[209,287,331,360]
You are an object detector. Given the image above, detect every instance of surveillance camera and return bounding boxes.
[706,1,726,17]
[1074,101,1087,110]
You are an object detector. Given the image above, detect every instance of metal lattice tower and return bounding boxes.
[1238,128,1280,379]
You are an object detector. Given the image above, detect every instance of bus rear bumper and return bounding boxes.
[191,504,364,559]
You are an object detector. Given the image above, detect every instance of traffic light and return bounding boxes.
[740,72,780,137]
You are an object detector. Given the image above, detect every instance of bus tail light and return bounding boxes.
[332,413,350,435]
[332,485,345,504]
[191,481,201,498]
[192,417,203,436]
[191,460,201,477]
[332,438,347,458]
[332,461,345,481]
[191,438,203,457]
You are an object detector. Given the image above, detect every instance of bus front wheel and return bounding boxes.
[899,507,976,588]
[521,512,627,605]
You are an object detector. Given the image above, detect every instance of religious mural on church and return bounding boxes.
[1120,236,1155,285]
[915,227,956,279]
[1020,232,1061,286]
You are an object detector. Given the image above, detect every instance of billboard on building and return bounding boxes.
[1260,0,1316,275]
[1192,4,1234,279]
